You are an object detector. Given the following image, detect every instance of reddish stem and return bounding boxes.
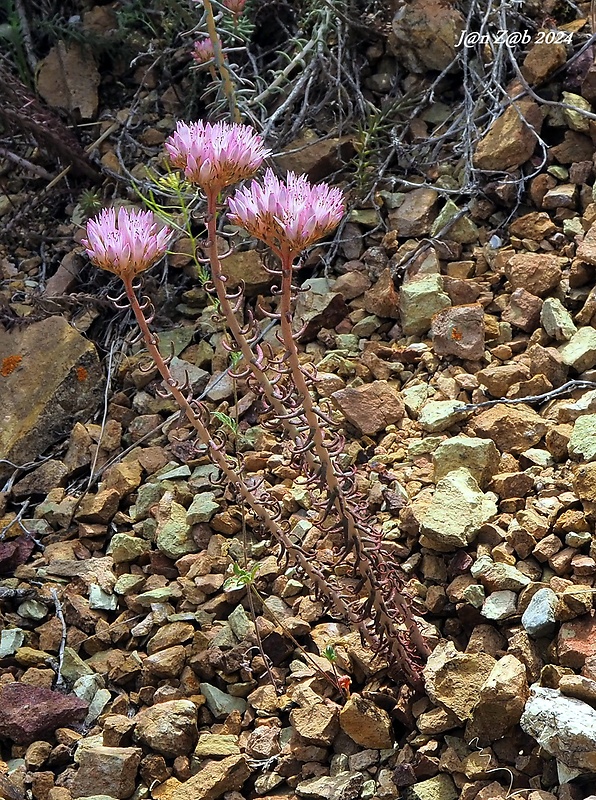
[204,191,317,468]
[122,277,377,667]
[279,257,428,685]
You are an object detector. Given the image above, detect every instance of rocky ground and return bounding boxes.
[4,1,596,800]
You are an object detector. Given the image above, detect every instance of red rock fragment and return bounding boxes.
[505,253,565,297]
[558,613,596,668]
[0,683,88,744]
[431,304,485,361]
[0,536,35,574]
[501,288,543,333]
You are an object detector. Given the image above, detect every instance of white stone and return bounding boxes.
[481,590,518,620]
[521,685,596,771]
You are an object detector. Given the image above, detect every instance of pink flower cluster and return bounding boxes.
[223,0,246,13]
[82,207,172,280]
[165,120,269,193]
[192,37,217,65]
[227,168,345,257]
[191,0,246,14]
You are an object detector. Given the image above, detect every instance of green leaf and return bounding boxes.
[212,411,239,435]
[223,561,259,592]
[323,644,337,662]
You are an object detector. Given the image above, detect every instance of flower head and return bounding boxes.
[82,207,172,281]
[227,168,345,257]
[223,0,246,13]
[165,120,269,194]
[192,37,217,65]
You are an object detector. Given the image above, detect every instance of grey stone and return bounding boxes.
[521,588,558,638]
[189,464,220,491]
[200,682,247,719]
[407,436,443,457]
[211,624,236,650]
[186,491,221,524]
[60,647,94,682]
[566,531,592,547]
[330,754,349,777]
[462,584,485,608]
[73,674,104,704]
[418,400,470,433]
[156,498,196,559]
[110,533,150,564]
[520,448,553,467]
[86,688,111,724]
[228,605,254,641]
[351,315,381,338]
[335,333,359,351]
[156,464,192,481]
[476,561,531,592]
[89,584,118,611]
[0,629,24,657]
[113,575,145,596]
[17,600,48,620]
[402,383,434,417]
[133,587,175,607]
[430,199,479,244]
[157,327,195,357]
[562,92,592,132]
[361,779,376,800]
[132,483,164,521]
[253,773,285,795]
[169,357,209,394]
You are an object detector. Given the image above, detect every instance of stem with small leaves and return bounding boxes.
[203,0,241,122]
[204,191,318,471]
[121,276,397,680]
[278,254,429,684]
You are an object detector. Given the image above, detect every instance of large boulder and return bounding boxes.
[0,316,103,477]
